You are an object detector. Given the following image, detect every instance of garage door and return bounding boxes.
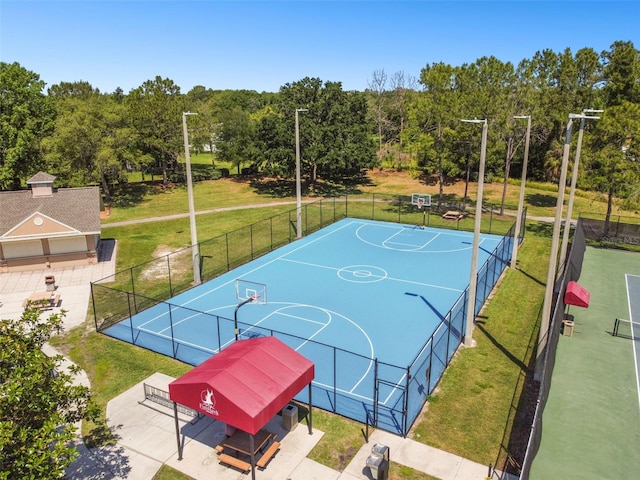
[3,240,44,259]
[49,236,87,255]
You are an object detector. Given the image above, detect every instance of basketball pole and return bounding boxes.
[234,297,254,341]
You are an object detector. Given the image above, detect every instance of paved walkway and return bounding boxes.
[62,370,492,480]
[0,236,496,480]
[100,201,305,228]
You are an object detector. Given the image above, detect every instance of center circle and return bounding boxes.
[337,265,388,283]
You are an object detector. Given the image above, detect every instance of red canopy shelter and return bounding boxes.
[564,280,590,308]
[168,336,314,477]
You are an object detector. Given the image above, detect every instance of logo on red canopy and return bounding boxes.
[200,388,219,416]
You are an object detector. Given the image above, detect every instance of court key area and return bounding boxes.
[103,218,510,434]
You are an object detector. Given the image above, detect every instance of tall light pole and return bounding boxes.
[536,113,576,379]
[182,111,201,284]
[511,115,531,269]
[295,108,308,239]
[558,109,603,270]
[461,118,488,347]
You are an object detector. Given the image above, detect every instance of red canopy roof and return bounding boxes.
[564,281,590,308]
[168,336,314,435]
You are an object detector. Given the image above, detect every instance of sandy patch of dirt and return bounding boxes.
[140,245,190,281]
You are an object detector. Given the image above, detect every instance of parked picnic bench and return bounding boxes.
[218,453,251,472]
[22,292,60,310]
[256,440,280,469]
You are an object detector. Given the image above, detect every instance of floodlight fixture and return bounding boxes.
[558,109,603,268]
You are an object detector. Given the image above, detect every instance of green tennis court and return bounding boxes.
[531,247,640,479]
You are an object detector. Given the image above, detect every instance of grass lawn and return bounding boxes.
[413,223,550,468]
[49,169,639,479]
[105,164,634,226]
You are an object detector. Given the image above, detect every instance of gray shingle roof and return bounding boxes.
[27,172,57,184]
[0,186,101,236]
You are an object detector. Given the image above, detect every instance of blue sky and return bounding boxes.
[1,1,638,94]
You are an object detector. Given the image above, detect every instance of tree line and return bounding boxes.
[1,40,639,215]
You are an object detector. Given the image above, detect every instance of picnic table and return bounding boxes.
[442,210,465,220]
[22,292,60,310]
[217,428,280,472]
[221,428,272,457]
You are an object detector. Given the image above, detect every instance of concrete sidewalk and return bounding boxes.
[62,371,490,480]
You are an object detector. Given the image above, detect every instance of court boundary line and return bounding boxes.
[625,274,640,414]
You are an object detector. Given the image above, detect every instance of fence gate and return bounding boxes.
[374,370,409,436]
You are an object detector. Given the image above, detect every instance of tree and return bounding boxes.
[389,71,418,169]
[458,56,518,213]
[367,69,389,155]
[275,77,377,186]
[0,62,55,190]
[42,87,140,203]
[584,101,640,234]
[126,76,184,184]
[602,41,640,107]
[0,309,99,479]
[217,107,257,174]
[418,62,460,208]
[48,81,100,100]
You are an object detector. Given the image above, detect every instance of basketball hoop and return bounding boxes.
[234,279,267,341]
[411,193,431,209]
[411,193,431,228]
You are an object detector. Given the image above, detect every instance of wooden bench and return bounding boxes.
[256,441,280,469]
[22,299,49,310]
[214,444,224,454]
[22,293,60,310]
[218,453,251,472]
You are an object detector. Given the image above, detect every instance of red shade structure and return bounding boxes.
[168,336,314,478]
[564,281,590,308]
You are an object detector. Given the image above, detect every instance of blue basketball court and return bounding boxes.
[103,218,510,433]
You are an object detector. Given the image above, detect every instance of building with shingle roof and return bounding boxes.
[0,172,101,272]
